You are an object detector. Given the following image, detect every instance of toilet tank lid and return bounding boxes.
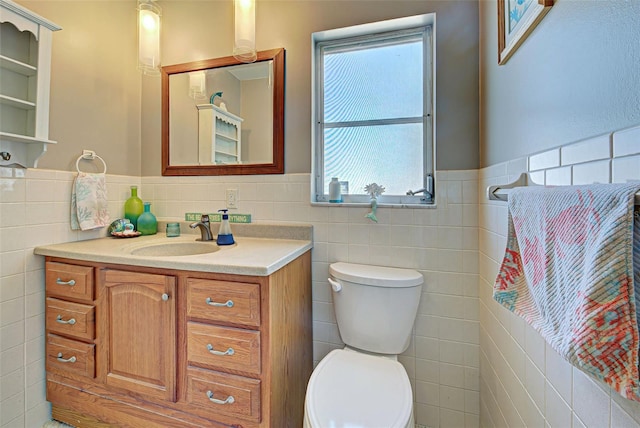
[329,262,423,287]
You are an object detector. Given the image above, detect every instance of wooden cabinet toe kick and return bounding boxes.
[48,379,240,428]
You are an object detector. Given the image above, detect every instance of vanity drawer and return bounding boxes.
[187,322,260,376]
[46,334,95,378]
[187,279,260,327]
[46,262,94,301]
[186,368,260,422]
[46,298,95,341]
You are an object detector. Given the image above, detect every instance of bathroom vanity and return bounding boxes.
[35,228,312,428]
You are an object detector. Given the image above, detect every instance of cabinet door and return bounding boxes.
[102,270,176,402]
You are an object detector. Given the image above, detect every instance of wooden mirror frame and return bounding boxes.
[161,48,285,176]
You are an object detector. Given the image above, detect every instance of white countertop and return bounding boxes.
[34,232,313,276]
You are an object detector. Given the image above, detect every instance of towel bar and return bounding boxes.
[487,173,640,205]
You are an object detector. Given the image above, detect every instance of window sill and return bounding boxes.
[310,201,437,209]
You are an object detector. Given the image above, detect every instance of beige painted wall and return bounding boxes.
[17,0,142,176]
[167,72,199,164]
[479,0,640,168]
[142,0,480,175]
[15,1,478,176]
[241,78,273,164]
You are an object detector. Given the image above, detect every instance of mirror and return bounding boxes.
[161,48,284,176]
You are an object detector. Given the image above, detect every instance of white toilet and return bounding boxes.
[304,262,424,428]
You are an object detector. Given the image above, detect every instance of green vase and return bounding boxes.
[124,186,144,229]
[137,202,157,235]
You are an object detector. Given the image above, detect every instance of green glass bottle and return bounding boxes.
[124,186,144,229]
[137,202,157,235]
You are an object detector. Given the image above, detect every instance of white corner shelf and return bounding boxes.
[0,0,61,168]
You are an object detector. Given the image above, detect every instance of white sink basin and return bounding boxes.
[131,241,220,257]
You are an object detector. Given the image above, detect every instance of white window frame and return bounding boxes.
[311,13,436,206]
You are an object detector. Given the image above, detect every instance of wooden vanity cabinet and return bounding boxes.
[44,252,312,428]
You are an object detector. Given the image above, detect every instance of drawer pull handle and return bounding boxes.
[56,278,76,286]
[206,391,235,405]
[206,344,235,356]
[56,315,76,325]
[162,293,169,301]
[205,298,234,308]
[56,353,77,363]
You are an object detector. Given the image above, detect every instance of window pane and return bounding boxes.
[324,40,423,123]
[324,124,423,195]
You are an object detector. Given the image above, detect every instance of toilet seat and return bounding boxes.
[304,349,413,428]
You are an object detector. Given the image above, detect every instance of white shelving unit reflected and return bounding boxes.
[197,104,243,165]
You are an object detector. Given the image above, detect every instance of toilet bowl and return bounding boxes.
[303,348,414,428]
[303,262,423,428]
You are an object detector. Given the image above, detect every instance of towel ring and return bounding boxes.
[76,150,107,174]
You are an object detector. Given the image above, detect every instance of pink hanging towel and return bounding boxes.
[494,182,640,401]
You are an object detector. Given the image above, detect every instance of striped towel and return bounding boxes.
[494,183,640,401]
[70,172,110,231]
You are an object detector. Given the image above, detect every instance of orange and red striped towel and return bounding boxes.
[494,183,640,401]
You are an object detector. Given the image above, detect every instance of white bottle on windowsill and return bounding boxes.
[329,177,342,203]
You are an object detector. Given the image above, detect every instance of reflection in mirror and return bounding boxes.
[161,48,284,176]
[170,61,273,165]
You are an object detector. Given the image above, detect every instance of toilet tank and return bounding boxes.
[329,262,423,354]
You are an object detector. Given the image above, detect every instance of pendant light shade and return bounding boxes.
[138,0,161,75]
[233,0,257,63]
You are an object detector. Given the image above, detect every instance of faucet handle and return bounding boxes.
[190,214,214,241]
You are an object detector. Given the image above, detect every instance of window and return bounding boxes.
[312,14,435,205]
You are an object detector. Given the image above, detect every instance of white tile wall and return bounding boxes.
[0,169,139,428]
[142,170,481,428]
[613,155,640,184]
[561,133,611,166]
[1,168,480,428]
[613,125,640,158]
[528,148,560,172]
[572,159,611,185]
[479,125,640,428]
[545,166,572,186]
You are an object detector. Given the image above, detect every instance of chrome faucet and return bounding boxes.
[190,214,214,241]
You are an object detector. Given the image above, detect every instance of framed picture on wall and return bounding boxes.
[498,0,553,64]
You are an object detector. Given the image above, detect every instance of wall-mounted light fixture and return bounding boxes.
[189,71,207,99]
[137,0,161,75]
[233,0,257,63]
